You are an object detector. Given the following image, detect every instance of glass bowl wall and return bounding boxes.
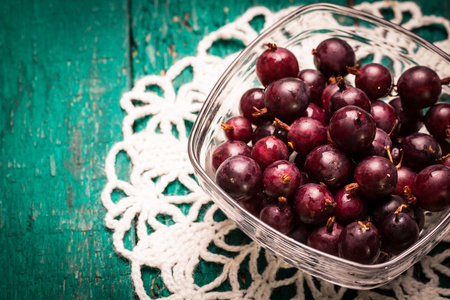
[188,3,450,289]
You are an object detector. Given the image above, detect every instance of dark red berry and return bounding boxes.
[424,102,450,142]
[216,155,262,202]
[329,83,371,115]
[307,216,343,256]
[350,63,393,101]
[293,183,335,225]
[333,188,368,225]
[300,102,329,126]
[286,117,327,155]
[298,69,327,106]
[379,205,419,256]
[256,43,299,87]
[370,100,398,135]
[393,166,415,198]
[259,197,296,234]
[328,105,376,154]
[264,77,310,124]
[239,88,272,125]
[400,132,442,172]
[304,144,352,191]
[313,38,356,77]
[351,155,398,199]
[262,160,302,200]
[251,136,289,170]
[212,140,252,172]
[221,116,253,143]
[412,164,450,212]
[338,221,381,264]
[397,66,442,109]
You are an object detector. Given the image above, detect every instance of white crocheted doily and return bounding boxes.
[101,2,450,299]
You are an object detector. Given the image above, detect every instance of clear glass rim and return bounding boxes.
[187,2,450,274]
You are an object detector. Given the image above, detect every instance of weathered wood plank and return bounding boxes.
[0,0,134,298]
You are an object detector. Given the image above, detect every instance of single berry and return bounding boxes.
[338,221,381,264]
[313,38,356,77]
[333,187,368,225]
[304,144,352,191]
[400,132,442,172]
[397,66,443,109]
[283,117,328,155]
[424,102,450,142]
[256,43,299,87]
[259,197,296,234]
[349,63,393,101]
[370,100,398,135]
[262,160,302,199]
[293,183,336,225]
[412,164,450,212]
[300,102,329,126]
[221,116,253,143]
[307,216,344,256]
[239,88,272,125]
[212,140,252,172]
[298,69,327,106]
[264,77,310,124]
[379,205,419,256]
[328,78,371,115]
[251,136,289,170]
[328,105,376,153]
[216,155,262,202]
[349,155,398,199]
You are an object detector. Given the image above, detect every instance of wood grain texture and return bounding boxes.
[0,0,448,298]
[0,0,134,298]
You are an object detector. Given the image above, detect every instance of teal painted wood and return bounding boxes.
[0,0,134,298]
[0,0,448,298]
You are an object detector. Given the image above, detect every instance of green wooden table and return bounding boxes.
[1,0,448,298]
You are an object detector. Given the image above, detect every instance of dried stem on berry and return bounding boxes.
[441,77,450,85]
[346,66,360,76]
[221,122,234,131]
[388,119,399,137]
[251,106,268,118]
[272,118,290,131]
[336,76,347,92]
[326,216,336,234]
[278,196,288,211]
[280,173,291,184]
[395,204,408,214]
[328,76,336,84]
[345,182,359,191]
[264,42,278,51]
[358,221,372,231]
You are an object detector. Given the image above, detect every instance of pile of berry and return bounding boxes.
[212,38,450,264]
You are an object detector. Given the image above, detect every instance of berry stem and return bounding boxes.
[441,77,450,85]
[326,216,335,234]
[272,118,290,131]
[251,106,268,118]
[278,196,288,211]
[264,42,278,51]
[345,182,359,191]
[346,66,360,76]
[385,145,394,164]
[221,122,234,131]
[395,204,408,214]
[388,119,399,137]
[358,221,371,231]
[280,173,291,184]
[336,76,347,92]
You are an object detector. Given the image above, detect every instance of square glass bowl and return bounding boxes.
[188,3,450,289]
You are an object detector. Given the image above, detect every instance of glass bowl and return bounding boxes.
[187,3,450,289]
